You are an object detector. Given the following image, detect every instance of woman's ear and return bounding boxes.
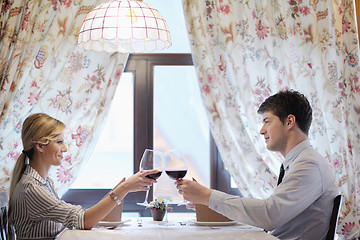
[35,143,44,153]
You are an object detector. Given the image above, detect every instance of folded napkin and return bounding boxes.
[195,203,232,222]
[101,178,125,222]
[192,178,231,222]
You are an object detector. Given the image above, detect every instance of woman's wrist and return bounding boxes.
[111,182,129,202]
[109,191,122,205]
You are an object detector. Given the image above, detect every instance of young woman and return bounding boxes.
[8,113,159,239]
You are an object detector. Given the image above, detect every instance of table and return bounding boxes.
[56,217,279,240]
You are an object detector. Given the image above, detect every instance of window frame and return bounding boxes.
[62,54,238,216]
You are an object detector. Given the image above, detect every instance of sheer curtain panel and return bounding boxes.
[0,0,128,196]
[182,0,360,238]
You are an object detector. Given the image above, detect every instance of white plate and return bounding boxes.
[97,219,131,228]
[194,221,237,226]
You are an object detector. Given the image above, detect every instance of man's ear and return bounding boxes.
[35,143,44,153]
[286,114,296,128]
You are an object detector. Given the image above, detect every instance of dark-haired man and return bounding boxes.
[177,90,338,240]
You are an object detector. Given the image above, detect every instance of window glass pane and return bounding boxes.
[153,66,210,201]
[231,177,237,188]
[70,73,134,189]
[146,0,191,53]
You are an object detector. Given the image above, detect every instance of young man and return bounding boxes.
[176,90,338,240]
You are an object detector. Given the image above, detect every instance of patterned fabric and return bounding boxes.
[10,165,84,239]
[0,0,128,196]
[182,0,360,239]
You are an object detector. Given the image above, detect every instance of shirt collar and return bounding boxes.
[282,139,312,170]
[24,165,48,185]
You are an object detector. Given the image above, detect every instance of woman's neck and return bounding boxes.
[30,158,50,180]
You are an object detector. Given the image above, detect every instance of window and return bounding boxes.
[70,73,134,189]
[152,65,211,201]
[62,0,240,215]
[124,54,212,213]
[62,54,238,214]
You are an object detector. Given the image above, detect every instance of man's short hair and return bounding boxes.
[257,90,312,135]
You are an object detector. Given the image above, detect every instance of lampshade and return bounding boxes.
[77,0,172,53]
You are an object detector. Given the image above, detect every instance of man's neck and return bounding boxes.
[283,132,308,158]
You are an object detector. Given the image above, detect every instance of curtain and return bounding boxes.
[356,0,360,42]
[0,0,128,197]
[183,0,360,238]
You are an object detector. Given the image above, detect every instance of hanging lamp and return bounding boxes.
[77,0,172,53]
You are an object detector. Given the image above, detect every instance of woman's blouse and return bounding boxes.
[10,165,84,239]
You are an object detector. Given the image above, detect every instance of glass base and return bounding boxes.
[158,221,175,226]
[136,202,151,207]
[177,200,191,207]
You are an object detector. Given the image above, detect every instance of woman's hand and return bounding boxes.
[122,169,159,193]
[176,179,212,206]
[84,169,160,230]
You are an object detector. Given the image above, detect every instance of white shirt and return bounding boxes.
[209,140,338,240]
[10,165,84,239]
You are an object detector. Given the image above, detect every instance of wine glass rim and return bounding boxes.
[144,148,163,152]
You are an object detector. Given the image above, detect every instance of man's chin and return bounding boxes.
[265,144,274,151]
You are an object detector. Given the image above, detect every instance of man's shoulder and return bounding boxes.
[297,146,327,164]
[293,147,335,179]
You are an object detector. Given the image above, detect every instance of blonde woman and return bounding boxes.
[8,113,158,240]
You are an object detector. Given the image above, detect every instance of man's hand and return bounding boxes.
[176,179,212,206]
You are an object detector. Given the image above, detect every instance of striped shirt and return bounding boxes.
[10,165,84,239]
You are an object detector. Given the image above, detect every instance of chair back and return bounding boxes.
[0,206,7,240]
[326,195,343,240]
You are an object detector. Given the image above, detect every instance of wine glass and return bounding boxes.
[137,149,163,207]
[164,148,188,206]
[158,198,173,226]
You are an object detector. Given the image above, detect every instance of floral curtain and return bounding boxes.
[0,0,128,197]
[182,0,360,238]
[357,0,360,42]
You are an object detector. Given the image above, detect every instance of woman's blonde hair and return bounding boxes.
[8,113,65,227]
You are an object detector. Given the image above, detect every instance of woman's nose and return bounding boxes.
[62,143,68,152]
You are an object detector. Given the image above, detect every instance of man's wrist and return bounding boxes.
[204,189,213,206]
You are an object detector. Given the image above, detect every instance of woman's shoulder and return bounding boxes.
[20,169,47,194]
[23,166,47,184]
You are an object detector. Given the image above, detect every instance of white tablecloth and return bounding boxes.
[56,217,279,240]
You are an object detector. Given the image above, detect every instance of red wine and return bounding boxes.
[165,170,187,180]
[146,171,162,180]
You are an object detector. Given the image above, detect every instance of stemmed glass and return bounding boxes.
[137,149,163,207]
[164,149,188,206]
